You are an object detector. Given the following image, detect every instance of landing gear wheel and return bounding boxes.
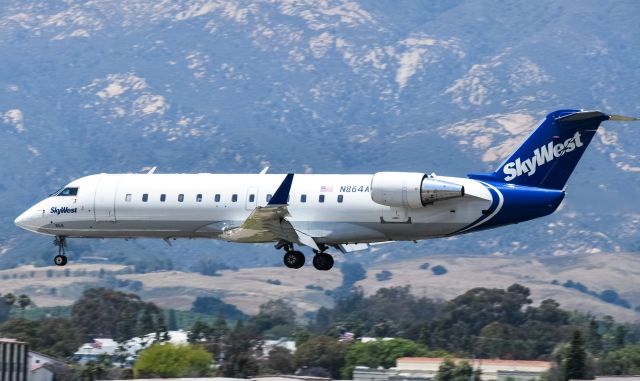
[312,253,334,271]
[283,250,305,269]
[54,255,68,266]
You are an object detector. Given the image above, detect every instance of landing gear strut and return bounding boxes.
[53,236,68,266]
[280,243,305,269]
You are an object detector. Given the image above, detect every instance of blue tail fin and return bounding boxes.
[469,109,610,190]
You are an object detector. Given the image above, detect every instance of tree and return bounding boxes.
[435,359,474,381]
[342,338,431,378]
[17,294,31,317]
[564,330,587,381]
[168,309,179,331]
[0,293,16,323]
[71,288,164,341]
[191,296,246,320]
[0,318,81,358]
[600,345,640,375]
[586,319,602,355]
[250,299,296,334]
[264,347,295,374]
[294,335,347,379]
[134,343,213,378]
[188,321,212,343]
[220,320,261,378]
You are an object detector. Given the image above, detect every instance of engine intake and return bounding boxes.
[370,172,464,208]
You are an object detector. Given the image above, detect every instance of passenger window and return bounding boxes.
[300,194,307,203]
[160,194,166,202]
[178,194,184,202]
[319,195,325,203]
[215,194,221,202]
[232,194,238,202]
[249,194,255,202]
[338,194,344,203]
[266,194,272,202]
[196,194,203,202]
[59,187,79,196]
[125,194,132,202]
[142,194,148,202]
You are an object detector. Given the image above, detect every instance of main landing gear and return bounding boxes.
[277,241,334,271]
[53,236,68,266]
[312,250,334,271]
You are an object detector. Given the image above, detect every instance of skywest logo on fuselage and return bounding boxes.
[503,131,583,181]
[50,207,78,215]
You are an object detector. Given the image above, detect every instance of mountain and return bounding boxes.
[1,1,639,272]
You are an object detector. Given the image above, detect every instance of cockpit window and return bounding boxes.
[57,187,78,196]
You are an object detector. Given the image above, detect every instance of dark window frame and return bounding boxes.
[178,194,184,202]
[160,194,166,202]
[142,194,149,202]
[300,194,307,203]
[337,194,344,203]
[214,194,221,202]
[319,194,325,203]
[196,194,203,202]
[231,194,238,203]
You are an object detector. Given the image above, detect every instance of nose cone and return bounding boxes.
[14,208,42,233]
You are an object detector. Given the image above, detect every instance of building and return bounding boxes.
[74,330,190,366]
[74,338,119,364]
[28,351,66,381]
[354,357,551,381]
[0,338,28,381]
[262,338,297,358]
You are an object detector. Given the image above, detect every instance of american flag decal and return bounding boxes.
[320,185,334,192]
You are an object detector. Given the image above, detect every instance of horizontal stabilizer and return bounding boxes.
[608,114,640,122]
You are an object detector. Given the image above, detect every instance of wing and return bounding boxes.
[219,173,320,250]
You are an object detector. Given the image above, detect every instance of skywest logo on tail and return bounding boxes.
[503,131,583,181]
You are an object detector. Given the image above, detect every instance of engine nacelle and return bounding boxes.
[370,172,464,208]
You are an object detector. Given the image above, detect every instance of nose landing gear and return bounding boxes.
[53,236,68,266]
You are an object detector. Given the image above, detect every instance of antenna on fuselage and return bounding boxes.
[259,167,269,174]
[146,166,157,174]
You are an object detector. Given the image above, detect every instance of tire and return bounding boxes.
[313,253,334,271]
[54,255,68,266]
[284,251,305,269]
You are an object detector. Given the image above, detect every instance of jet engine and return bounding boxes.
[370,172,464,208]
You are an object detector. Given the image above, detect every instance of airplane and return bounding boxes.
[14,109,638,270]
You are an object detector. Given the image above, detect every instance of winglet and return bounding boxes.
[268,173,294,205]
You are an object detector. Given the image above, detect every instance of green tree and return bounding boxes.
[294,335,347,379]
[263,347,296,374]
[564,330,587,381]
[188,321,212,342]
[168,309,179,331]
[0,293,16,323]
[586,319,602,355]
[341,338,430,378]
[221,320,261,378]
[191,296,246,320]
[134,343,212,378]
[435,359,474,381]
[17,294,31,317]
[0,318,82,357]
[599,345,640,375]
[71,288,163,341]
[251,299,296,334]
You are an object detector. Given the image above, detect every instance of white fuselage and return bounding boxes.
[15,173,494,246]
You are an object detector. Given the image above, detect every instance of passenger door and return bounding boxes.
[93,175,121,222]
